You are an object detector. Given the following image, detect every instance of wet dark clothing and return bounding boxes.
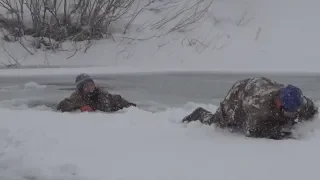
[57,88,136,113]
[182,77,318,139]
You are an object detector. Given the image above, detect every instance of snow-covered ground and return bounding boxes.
[0,77,319,180]
[1,102,320,180]
[1,0,320,179]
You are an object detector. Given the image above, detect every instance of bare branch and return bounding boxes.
[0,0,135,49]
[1,44,21,66]
[123,0,155,34]
[149,0,214,34]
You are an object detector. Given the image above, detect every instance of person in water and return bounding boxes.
[57,73,136,112]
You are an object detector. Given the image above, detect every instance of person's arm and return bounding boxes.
[182,107,214,125]
[108,93,136,112]
[57,93,82,112]
[97,91,136,112]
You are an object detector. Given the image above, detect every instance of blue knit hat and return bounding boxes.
[279,84,303,112]
[75,73,94,90]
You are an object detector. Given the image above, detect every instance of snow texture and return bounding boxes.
[0,102,320,180]
[24,82,47,89]
[0,0,320,74]
[0,0,320,179]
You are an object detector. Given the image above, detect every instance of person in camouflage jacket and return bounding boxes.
[57,73,136,113]
[182,77,318,140]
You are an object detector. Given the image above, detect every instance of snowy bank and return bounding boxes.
[0,103,320,180]
[0,0,319,74]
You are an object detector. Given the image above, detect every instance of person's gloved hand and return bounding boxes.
[80,105,94,112]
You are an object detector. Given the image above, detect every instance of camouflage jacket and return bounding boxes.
[57,88,136,113]
[182,77,318,139]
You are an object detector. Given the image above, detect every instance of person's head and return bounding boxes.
[278,84,303,116]
[75,73,97,96]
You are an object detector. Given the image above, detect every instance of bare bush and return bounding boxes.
[150,0,214,33]
[130,0,214,35]
[119,0,214,42]
[0,0,134,49]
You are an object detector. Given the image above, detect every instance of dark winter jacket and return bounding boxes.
[182,77,318,139]
[57,88,136,113]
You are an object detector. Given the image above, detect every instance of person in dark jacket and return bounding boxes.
[182,77,318,140]
[57,73,136,113]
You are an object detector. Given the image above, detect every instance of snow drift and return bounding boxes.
[0,101,320,180]
[0,0,320,179]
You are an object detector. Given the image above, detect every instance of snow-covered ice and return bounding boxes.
[24,82,47,89]
[0,102,320,180]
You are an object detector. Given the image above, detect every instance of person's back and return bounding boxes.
[213,77,291,138]
[182,77,318,139]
